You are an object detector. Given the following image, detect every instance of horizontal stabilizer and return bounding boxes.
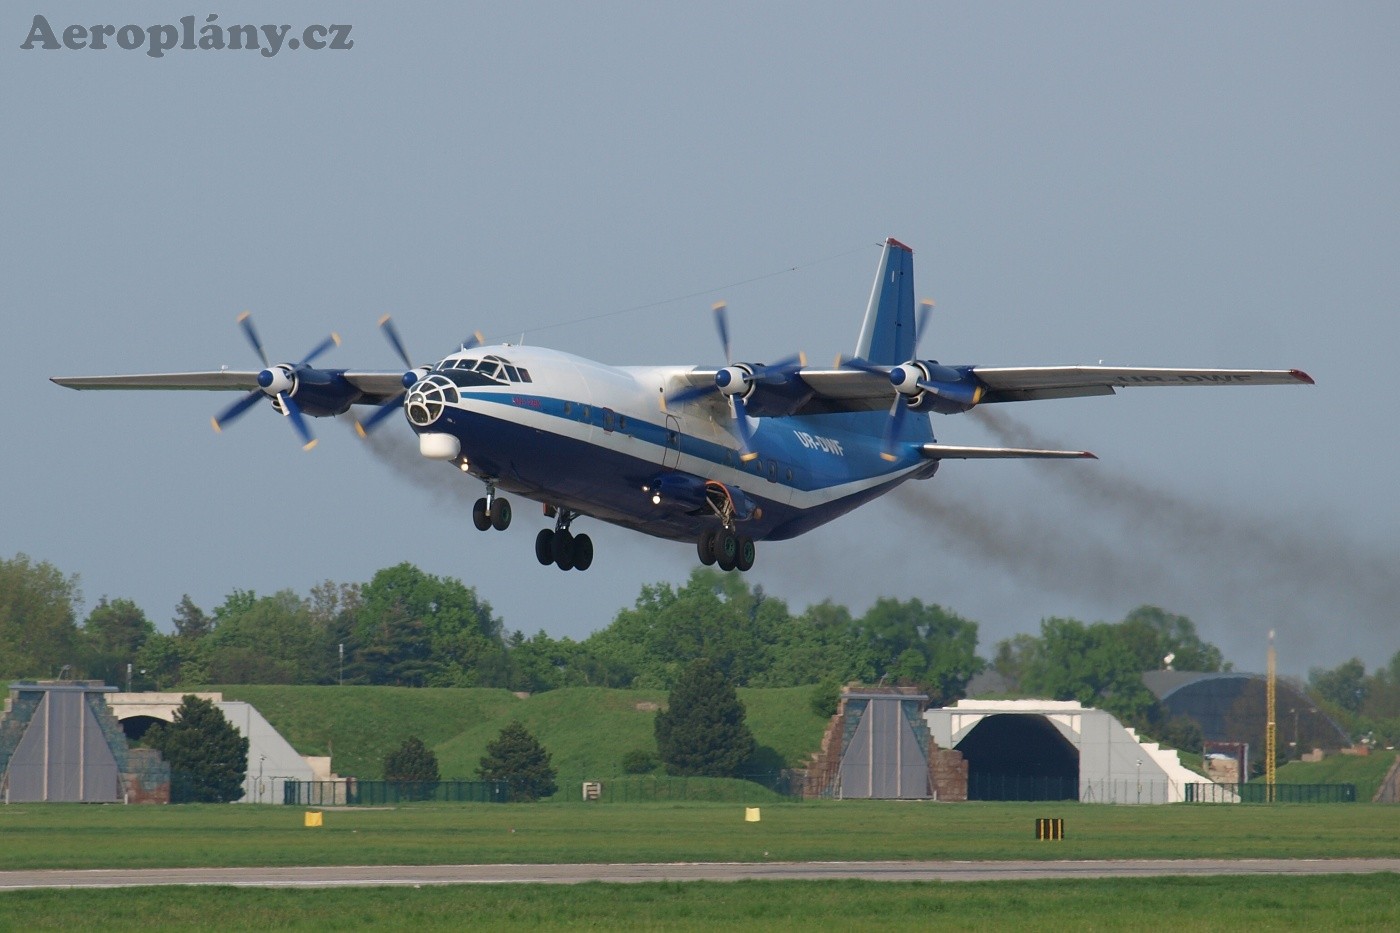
[919,444,1096,460]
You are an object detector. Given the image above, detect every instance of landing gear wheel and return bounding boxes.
[572,533,594,571]
[716,529,739,571]
[489,497,512,531]
[735,536,756,572]
[472,497,492,531]
[535,529,556,566]
[697,527,719,566]
[553,529,576,571]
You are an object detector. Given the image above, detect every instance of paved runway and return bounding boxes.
[3,858,1399,889]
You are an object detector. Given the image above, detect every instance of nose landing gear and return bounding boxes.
[472,484,512,532]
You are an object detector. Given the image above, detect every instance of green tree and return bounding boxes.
[478,721,557,801]
[80,597,155,685]
[1310,658,1369,714]
[854,597,984,704]
[351,563,506,687]
[383,735,440,792]
[203,589,331,685]
[147,694,249,802]
[0,553,81,680]
[1019,617,1159,726]
[172,594,213,641]
[654,657,756,777]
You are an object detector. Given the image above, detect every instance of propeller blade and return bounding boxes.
[378,314,413,370]
[880,395,908,462]
[237,312,270,368]
[835,354,889,376]
[462,331,485,351]
[281,394,317,450]
[666,383,719,405]
[212,390,265,433]
[751,352,806,383]
[712,302,732,363]
[915,299,934,351]
[732,394,758,461]
[354,393,406,437]
[297,333,342,367]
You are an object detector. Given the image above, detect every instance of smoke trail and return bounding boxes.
[343,416,481,509]
[894,408,1399,669]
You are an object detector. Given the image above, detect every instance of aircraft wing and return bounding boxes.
[685,366,1313,416]
[51,370,408,401]
[968,366,1314,403]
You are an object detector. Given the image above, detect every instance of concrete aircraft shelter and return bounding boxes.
[924,699,1203,803]
[106,693,317,804]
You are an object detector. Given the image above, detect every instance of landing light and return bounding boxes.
[458,460,471,472]
[651,492,662,505]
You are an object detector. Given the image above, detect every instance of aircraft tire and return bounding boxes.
[697,528,718,565]
[472,498,492,531]
[535,529,555,566]
[735,536,755,572]
[716,530,738,571]
[553,529,576,571]
[572,534,594,571]
[489,497,512,531]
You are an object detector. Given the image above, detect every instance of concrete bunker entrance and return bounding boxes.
[956,713,1079,801]
[119,714,167,744]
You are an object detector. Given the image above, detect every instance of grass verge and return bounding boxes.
[3,801,1400,871]
[2,876,1399,931]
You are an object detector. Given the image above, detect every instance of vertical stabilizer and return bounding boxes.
[853,238,916,365]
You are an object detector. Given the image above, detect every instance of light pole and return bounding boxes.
[338,643,344,686]
[1136,758,1143,804]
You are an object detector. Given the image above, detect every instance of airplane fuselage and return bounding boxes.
[407,345,934,545]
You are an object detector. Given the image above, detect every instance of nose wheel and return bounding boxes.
[472,494,512,531]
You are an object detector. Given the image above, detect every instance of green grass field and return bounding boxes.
[4,876,1400,931]
[3,801,1400,871]
[1276,750,1398,800]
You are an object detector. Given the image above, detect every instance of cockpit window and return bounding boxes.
[435,354,532,385]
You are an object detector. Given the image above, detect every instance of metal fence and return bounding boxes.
[585,773,803,803]
[1184,782,1357,803]
[283,780,508,806]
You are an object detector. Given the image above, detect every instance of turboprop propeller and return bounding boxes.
[666,301,805,461]
[837,299,986,460]
[354,316,483,436]
[211,312,340,451]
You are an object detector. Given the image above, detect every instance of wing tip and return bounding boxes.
[1290,369,1315,385]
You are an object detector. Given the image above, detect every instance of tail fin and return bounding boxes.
[853,237,916,365]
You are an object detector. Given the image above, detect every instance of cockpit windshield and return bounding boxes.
[434,354,532,387]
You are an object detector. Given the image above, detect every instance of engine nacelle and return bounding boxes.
[714,365,753,397]
[257,364,296,397]
[892,360,984,415]
[402,366,431,389]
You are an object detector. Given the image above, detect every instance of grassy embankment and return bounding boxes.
[215,684,829,784]
[1276,749,1398,800]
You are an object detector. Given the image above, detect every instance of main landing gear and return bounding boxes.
[535,508,593,572]
[697,527,756,573]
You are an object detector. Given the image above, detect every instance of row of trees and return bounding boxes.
[14,550,1390,749]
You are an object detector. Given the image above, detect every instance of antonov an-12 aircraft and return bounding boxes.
[53,238,1312,573]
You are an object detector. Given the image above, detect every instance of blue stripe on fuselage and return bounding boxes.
[418,391,928,543]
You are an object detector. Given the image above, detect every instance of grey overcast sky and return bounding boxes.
[4,3,1396,676]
